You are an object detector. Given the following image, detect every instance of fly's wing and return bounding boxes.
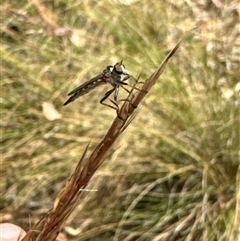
[63,73,107,106]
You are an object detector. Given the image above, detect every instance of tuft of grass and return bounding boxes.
[21,33,185,241]
[1,0,239,240]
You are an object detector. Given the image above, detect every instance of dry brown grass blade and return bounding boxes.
[31,0,59,28]
[21,33,188,241]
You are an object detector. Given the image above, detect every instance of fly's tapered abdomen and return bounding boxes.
[63,75,107,106]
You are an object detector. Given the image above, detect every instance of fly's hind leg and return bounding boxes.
[100,88,119,111]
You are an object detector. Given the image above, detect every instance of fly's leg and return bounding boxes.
[121,85,130,93]
[113,85,134,109]
[117,74,146,109]
[119,74,144,95]
[100,88,119,111]
[132,73,144,85]
[128,74,145,91]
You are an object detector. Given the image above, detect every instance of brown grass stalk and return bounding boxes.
[21,34,188,241]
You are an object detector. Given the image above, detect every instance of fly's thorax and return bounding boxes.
[103,62,130,83]
[104,66,113,78]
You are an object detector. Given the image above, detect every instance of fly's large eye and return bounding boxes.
[114,62,129,75]
[114,63,123,73]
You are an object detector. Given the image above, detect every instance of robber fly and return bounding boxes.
[63,61,130,109]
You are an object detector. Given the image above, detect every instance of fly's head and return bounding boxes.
[106,61,130,82]
[114,61,130,81]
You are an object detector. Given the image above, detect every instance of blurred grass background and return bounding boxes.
[1,0,239,240]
